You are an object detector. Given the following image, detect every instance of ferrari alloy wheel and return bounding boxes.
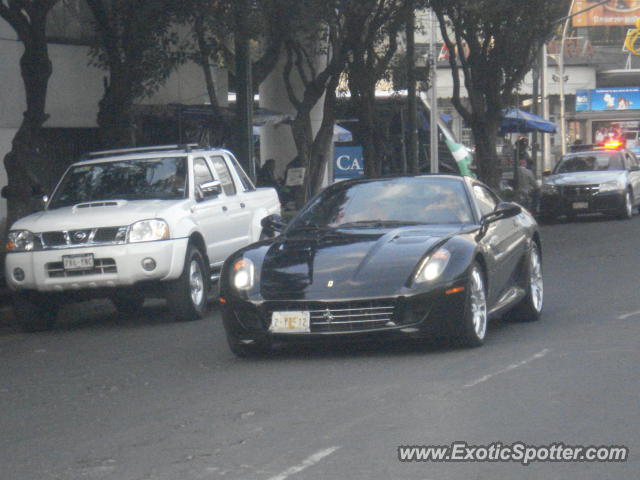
[506,243,543,323]
[460,264,487,347]
[223,311,271,358]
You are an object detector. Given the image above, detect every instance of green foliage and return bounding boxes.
[430,0,571,116]
[429,0,571,187]
[87,0,186,100]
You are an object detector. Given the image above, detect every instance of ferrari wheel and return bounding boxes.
[222,309,271,357]
[507,243,543,322]
[459,264,487,347]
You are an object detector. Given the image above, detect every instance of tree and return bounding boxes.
[344,0,408,178]
[0,0,60,229]
[429,0,570,188]
[276,0,353,203]
[85,0,185,147]
[176,0,285,146]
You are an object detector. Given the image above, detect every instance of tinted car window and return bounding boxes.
[49,157,188,209]
[555,152,624,173]
[288,177,473,229]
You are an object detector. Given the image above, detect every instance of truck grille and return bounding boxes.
[267,299,397,333]
[39,227,128,249]
[46,258,117,277]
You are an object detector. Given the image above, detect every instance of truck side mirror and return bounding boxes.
[196,180,222,201]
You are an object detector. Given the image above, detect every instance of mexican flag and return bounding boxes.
[445,138,475,178]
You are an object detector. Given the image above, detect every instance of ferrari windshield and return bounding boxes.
[288,177,474,230]
[554,152,624,173]
[48,157,188,209]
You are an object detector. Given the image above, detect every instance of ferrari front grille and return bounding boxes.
[266,299,397,333]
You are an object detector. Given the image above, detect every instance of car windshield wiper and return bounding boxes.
[336,220,423,229]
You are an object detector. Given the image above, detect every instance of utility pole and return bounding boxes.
[234,0,255,181]
[406,0,419,174]
[541,44,550,174]
[558,0,577,157]
[429,8,439,174]
[531,55,540,176]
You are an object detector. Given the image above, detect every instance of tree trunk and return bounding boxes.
[471,115,501,190]
[290,114,312,207]
[96,70,135,148]
[3,37,53,231]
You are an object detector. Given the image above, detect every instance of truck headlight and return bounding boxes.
[414,248,451,284]
[232,258,255,290]
[6,230,37,252]
[598,180,623,193]
[128,219,170,243]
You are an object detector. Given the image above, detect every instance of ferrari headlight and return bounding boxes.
[541,183,557,194]
[232,258,255,290]
[415,248,451,283]
[128,219,170,243]
[6,230,36,252]
[598,180,623,193]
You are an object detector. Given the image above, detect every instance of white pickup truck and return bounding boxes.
[5,145,281,331]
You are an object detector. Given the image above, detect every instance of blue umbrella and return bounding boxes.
[500,109,557,134]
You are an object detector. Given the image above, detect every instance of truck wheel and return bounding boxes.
[12,292,58,332]
[111,292,145,316]
[166,244,209,321]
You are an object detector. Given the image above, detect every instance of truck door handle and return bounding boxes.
[240,202,246,208]
[222,206,228,212]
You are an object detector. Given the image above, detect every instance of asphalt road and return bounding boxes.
[1,214,639,480]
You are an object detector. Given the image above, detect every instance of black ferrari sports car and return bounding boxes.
[219,175,543,356]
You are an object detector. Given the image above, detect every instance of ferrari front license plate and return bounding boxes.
[270,311,310,333]
[572,202,588,210]
[62,253,94,271]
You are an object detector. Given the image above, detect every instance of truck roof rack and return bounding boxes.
[83,144,208,159]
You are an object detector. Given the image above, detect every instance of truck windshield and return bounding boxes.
[48,156,188,209]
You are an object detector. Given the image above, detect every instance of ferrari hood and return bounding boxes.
[260,226,461,300]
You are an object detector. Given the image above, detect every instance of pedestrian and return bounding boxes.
[517,158,539,213]
[257,159,279,188]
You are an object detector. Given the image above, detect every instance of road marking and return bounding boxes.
[266,446,340,480]
[463,348,550,388]
[617,310,640,319]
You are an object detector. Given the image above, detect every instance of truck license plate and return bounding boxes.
[572,202,588,210]
[270,311,310,333]
[62,253,94,271]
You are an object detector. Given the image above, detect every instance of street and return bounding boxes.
[1,215,639,480]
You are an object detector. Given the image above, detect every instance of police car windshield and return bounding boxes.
[555,152,624,174]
